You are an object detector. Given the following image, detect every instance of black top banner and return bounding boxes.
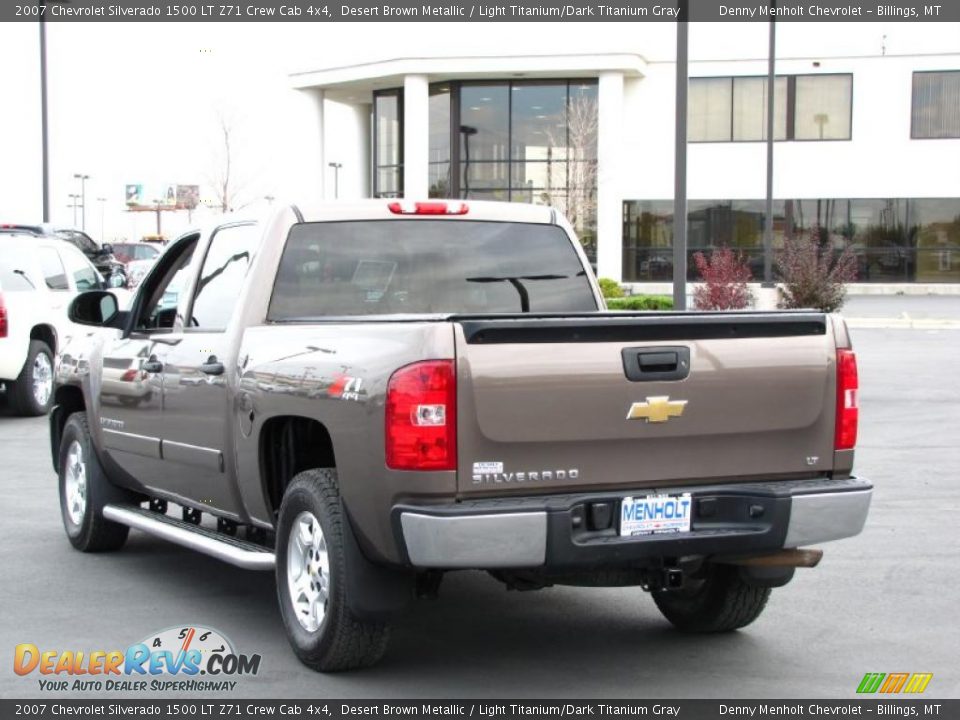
[5,0,958,22]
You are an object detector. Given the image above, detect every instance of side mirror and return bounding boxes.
[68,291,121,328]
[101,243,114,254]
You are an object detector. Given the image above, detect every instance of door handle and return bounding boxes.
[622,346,691,382]
[143,360,163,373]
[201,357,225,376]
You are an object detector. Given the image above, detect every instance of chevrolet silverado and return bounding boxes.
[51,200,871,671]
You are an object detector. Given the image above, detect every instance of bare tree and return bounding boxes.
[544,95,598,244]
[565,95,598,240]
[207,110,254,214]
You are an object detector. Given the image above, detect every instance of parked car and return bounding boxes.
[1,224,127,289]
[110,242,162,289]
[110,242,161,265]
[52,200,870,672]
[0,233,106,415]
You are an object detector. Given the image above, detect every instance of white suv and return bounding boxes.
[0,233,106,416]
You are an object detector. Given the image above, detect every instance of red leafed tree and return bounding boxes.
[692,247,754,310]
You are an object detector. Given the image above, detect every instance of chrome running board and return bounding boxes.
[103,504,275,571]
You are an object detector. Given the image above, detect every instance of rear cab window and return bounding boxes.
[267,220,597,319]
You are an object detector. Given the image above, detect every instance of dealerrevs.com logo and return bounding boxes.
[14,625,261,692]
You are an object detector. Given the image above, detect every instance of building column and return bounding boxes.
[295,89,326,201]
[403,74,430,199]
[596,71,625,282]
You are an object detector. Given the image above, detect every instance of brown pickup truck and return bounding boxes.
[51,200,871,672]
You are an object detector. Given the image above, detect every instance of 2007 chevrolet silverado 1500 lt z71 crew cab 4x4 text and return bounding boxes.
[51,200,871,671]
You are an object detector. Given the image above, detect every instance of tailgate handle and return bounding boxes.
[622,346,690,382]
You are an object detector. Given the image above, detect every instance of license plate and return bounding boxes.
[620,494,693,536]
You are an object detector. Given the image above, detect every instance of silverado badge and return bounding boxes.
[626,396,687,423]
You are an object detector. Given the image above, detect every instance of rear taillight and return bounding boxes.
[835,349,859,450]
[387,201,468,216]
[0,292,7,338]
[385,360,457,471]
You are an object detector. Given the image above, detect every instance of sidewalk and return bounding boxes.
[840,295,960,329]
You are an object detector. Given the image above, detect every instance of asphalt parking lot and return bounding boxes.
[1,328,958,699]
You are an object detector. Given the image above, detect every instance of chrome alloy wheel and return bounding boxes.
[64,440,88,526]
[287,511,331,632]
[32,351,53,408]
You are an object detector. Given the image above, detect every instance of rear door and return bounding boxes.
[152,222,259,513]
[454,313,836,497]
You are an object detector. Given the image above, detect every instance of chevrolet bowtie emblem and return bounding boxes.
[626,396,688,423]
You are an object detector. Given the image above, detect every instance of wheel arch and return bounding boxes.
[30,324,58,354]
[259,415,336,521]
[50,385,86,473]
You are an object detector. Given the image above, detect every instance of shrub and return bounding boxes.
[597,277,625,299]
[692,247,754,310]
[606,295,674,311]
[777,228,858,313]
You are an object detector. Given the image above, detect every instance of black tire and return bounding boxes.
[276,468,389,672]
[652,563,771,633]
[8,340,54,416]
[58,412,133,552]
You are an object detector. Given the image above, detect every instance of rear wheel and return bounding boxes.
[276,468,389,672]
[652,563,771,633]
[8,340,54,416]
[59,412,133,552]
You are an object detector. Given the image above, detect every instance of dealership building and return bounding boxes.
[289,45,960,289]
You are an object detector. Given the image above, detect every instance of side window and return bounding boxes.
[59,247,102,291]
[188,224,259,331]
[37,247,69,290]
[134,236,198,332]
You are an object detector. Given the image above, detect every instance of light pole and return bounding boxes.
[264,195,275,205]
[672,0,689,310]
[762,0,777,287]
[327,162,342,199]
[40,0,50,222]
[73,173,90,229]
[97,197,107,243]
[68,194,80,226]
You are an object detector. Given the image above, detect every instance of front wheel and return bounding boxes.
[651,563,771,633]
[58,412,133,552]
[275,468,389,672]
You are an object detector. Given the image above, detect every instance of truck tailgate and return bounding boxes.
[454,312,836,496]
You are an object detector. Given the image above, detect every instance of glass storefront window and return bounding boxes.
[912,199,960,282]
[689,78,733,142]
[429,85,451,198]
[569,82,599,159]
[428,79,598,265]
[622,197,960,283]
[912,71,960,139]
[794,75,853,140]
[373,89,402,198]
[732,77,788,141]
[689,74,852,142]
[459,84,509,161]
[511,82,568,161]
